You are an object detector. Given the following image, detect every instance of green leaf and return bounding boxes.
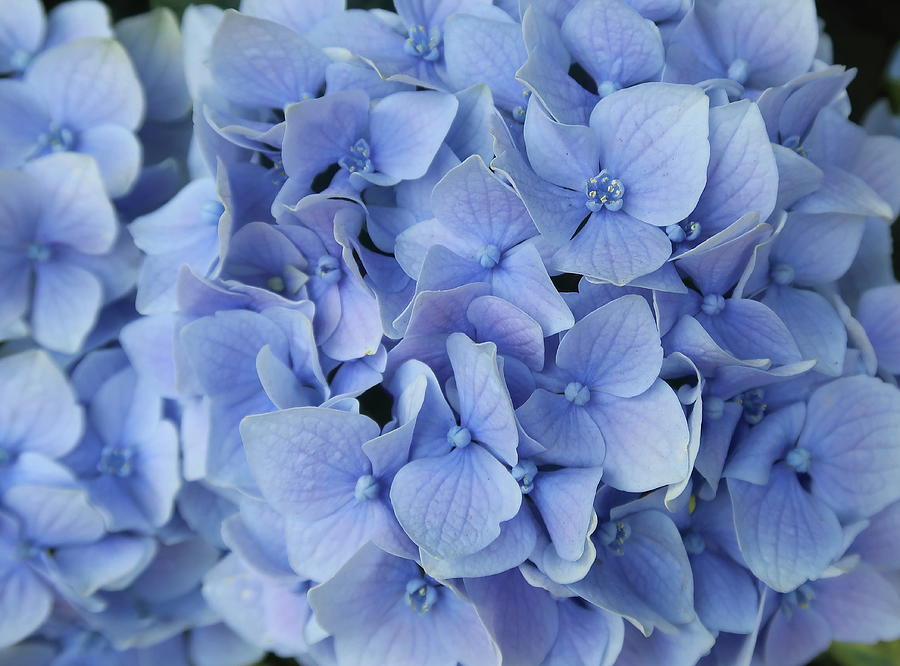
[829,641,900,666]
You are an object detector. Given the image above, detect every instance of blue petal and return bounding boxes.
[561,0,663,90]
[553,208,672,285]
[25,37,143,131]
[728,466,843,592]
[0,350,82,460]
[369,91,458,181]
[800,376,900,521]
[570,509,695,633]
[466,569,560,666]
[210,11,329,110]
[447,332,519,464]
[241,406,379,519]
[556,295,662,397]
[390,444,522,559]
[589,83,709,227]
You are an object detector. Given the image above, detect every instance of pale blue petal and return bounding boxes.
[556,295,662,397]
[561,0,663,89]
[728,466,843,592]
[390,444,522,559]
[588,379,690,492]
[447,332,519,464]
[800,376,900,521]
[210,11,329,109]
[589,83,709,227]
[240,407,379,519]
[369,91,458,181]
[25,37,143,131]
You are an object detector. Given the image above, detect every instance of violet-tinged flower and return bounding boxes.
[0,37,145,197]
[307,544,497,666]
[0,153,118,353]
[725,375,900,591]
[518,295,690,490]
[569,488,696,634]
[241,407,415,581]
[665,0,819,92]
[61,365,180,534]
[180,305,327,491]
[395,154,573,335]
[516,82,709,285]
[0,350,82,478]
[278,88,457,202]
[0,0,112,75]
[390,333,522,560]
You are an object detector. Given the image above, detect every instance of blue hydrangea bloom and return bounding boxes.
[2,1,900,663]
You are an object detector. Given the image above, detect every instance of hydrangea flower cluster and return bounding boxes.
[1,0,900,664]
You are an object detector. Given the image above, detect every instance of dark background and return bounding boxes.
[40,0,900,664]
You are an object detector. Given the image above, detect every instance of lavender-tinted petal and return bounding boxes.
[390,445,522,559]
[589,83,709,227]
[800,376,900,521]
[0,350,82,460]
[25,37,143,131]
[241,407,378,519]
[762,286,846,377]
[728,467,843,593]
[561,0,663,89]
[210,11,329,110]
[447,332,519,464]
[588,379,689,492]
[31,261,103,354]
[466,569,560,666]
[0,568,51,650]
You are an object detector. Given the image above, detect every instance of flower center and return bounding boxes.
[26,243,51,263]
[447,425,472,449]
[338,138,373,174]
[354,474,379,501]
[727,59,749,85]
[786,447,812,474]
[97,446,136,478]
[511,459,538,494]
[404,25,441,62]
[770,262,795,286]
[316,256,342,284]
[783,584,815,614]
[735,388,766,425]
[40,126,76,153]
[598,520,631,555]
[665,220,702,244]
[477,244,501,269]
[700,293,726,316]
[511,89,531,123]
[405,576,439,613]
[597,80,621,98]
[584,171,625,212]
[564,381,591,406]
[682,531,706,555]
[781,135,807,157]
